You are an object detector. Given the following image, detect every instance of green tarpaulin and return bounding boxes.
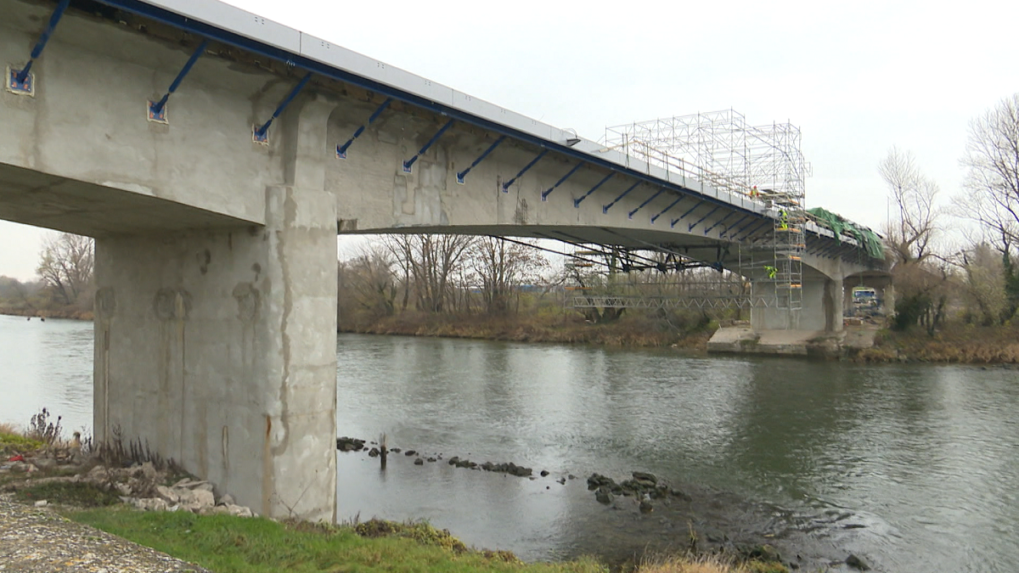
[807,207,885,260]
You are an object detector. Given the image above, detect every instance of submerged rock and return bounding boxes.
[632,471,657,486]
[846,554,870,570]
[336,437,366,452]
[595,487,613,505]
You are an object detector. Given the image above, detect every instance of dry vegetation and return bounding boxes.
[346,310,713,349]
[859,323,1019,363]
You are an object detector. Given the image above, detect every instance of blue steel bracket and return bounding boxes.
[688,205,721,232]
[670,200,703,228]
[252,72,313,144]
[502,149,547,192]
[603,181,641,214]
[541,162,585,201]
[651,196,684,225]
[6,66,33,95]
[456,135,506,184]
[735,220,770,242]
[704,211,737,235]
[147,39,208,123]
[7,0,70,96]
[574,173,614,207]
[719,214,750,237]
[337,98,392,158]
[628,188,665,219]
[403,119,455,173]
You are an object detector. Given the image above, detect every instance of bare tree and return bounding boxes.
[879,147,939,264]
[879,148,949,332]
[958,242,1007,325]
[36,233,94,307]
[957,93,1019,319]
[339,244,398,323]
[384,234,475,313]
[467,237,547,314]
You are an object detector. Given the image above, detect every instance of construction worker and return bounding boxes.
[749,185,759,199]
[779,209,789,230]
[764,265,778,279]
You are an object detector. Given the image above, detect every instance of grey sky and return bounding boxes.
[1,0,1015,279]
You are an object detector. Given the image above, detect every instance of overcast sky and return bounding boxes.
[1,0,1016,280]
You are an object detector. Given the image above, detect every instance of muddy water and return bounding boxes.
[3,315,1018,572]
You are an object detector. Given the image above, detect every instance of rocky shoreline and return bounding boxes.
[1,451,255,518]
[336,436,873,572]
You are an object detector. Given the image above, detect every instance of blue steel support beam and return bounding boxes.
[688,205,721,232]
[502,149,547,192]
[628,188,665,219]
[574,173,615,207]
[718,213,750,237]
[671,200,704,228]
[148,40,208,121]
[336,98,392,158]
[820,242,842,258]
[93,0,760,221]
[703,210,737,235]
[457,136,506,184]
[403,119,455,172]
[602,181,641,214]
[735,220,771,242]
[542,162,585,201]
[8,0,70,93]
[253,72,313,143]
[651,196,684,225]
[731,216,760,237]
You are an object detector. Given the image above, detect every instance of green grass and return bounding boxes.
[66,507,608,573]
[0,431,44,455]
[15,481,121,507]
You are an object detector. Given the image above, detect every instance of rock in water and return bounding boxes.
[414,458,424,466]
[632,471,657,485]
[845,554,870,571]
[595,487,613,505]
[639,499,653,513]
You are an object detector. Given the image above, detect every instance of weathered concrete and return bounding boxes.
[93,184,337,521]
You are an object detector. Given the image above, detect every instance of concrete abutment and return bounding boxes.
[93,185,337,521]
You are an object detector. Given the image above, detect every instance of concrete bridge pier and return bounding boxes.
[92,98,338,521]
[750,273,844,333]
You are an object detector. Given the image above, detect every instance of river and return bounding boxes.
[1,314,1017,572]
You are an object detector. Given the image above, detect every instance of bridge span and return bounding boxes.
[0,0,887,520]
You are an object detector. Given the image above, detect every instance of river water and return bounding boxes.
[1,314,1017,572]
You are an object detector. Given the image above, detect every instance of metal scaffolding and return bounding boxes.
[603,109,811,317]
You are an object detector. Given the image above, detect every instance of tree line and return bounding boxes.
[882,93,1019,333]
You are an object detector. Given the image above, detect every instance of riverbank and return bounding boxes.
[347,310,1019,364]
[0,306,93,320]
[340,312,715,350]
[0,439,788,573]
[855,323,1019,364]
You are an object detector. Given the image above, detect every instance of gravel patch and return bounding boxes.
[0,495,209,573]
